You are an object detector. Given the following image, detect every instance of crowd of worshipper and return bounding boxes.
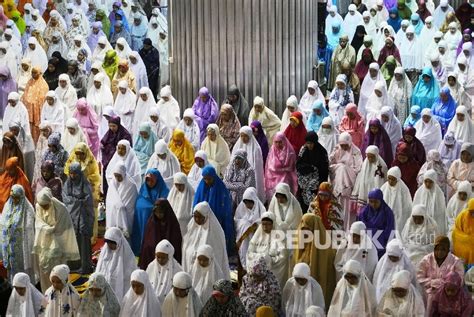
[0,0,474,316]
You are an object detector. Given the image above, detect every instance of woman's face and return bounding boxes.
[67,127,76,135]
[146,174,157,188]
[422,115,431,123]
[113,173,123,182]
[197,255,210,267]
[274,140,284,150]
[131,281,145,295]
[413,215,424,225]
[458,191,468,201]
[387,175,397,187]
[108,123,118,133]
[117,144,127,156]
[75,150,86,161]
[51,276,64,291]
[369,68,378,78]
[367,153,376,163]
[369,125,379,135]
[448,76,456,87]
[193,211,206,225]
[183,117,192,126]
[89,287,103,298]
[207,130,217,141]
[155,252,169,266]
[195,157,205,168]
[456,113,465,122]
[461,150,472,163]
[240,133,250,144]
[424,179,434,189]
[174,183,185,192]
[336,81,345,90]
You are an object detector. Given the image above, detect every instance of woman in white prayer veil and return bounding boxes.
[67,34,91,62]
[16,58,32,97]
[246,211,288,288]
[6,272,46,317]
[43,264,81,317]
[280,95,306,132]
[77,272,121,317]
[177,108,200,151]
[419,16,438,58]
[388,66,413,124]
[395,20,409,48]
[61,118,87,154]
[446,180,472,237]
[334,221,378,281]
[378,107,401,156]
[86,73,114,119]
[376,270,425,316]
[447,105,474,144]
[157,85,181,130]
[299,80,325,117]
[129,51,149,93]
[24,37,48,72]
[358,63,383,117]
[267,182,303,232]
[365,81,394,125]
[33,188,80,292]
[96,227,137,302]
[182,202,230,278]
[232,126,265,202]
[234,187,265,268]
[46,31,68,60]
[401,204,439,267]
[413,170,447,234]
[188,150,208,190]
[115,37,132,60]
[414,108,443,154]
[105,140,142,191]
[0,41,17,78]
[328,259,377,316]
[381,166,412,232]
[92,36,113,62]
[343,4,363,42]
[146,239,183,304]
[167,172,195,236]
[399,25,423,71]
[40,91,65,134]
[432,0,454,27]
[317,116,339,155]
[190,244,225,304]
[3,92,29,136]
[373,239,417,302]
[114,80,136,132]
[105,162,138,238]
[350,145,387,213]
[147,140,181,188]
[98,106,116,140]
[283,262,325,316]
[147,106,171,142]
[55,74,77,119]
[132,87,156,135]
[162,272,203,317]
[200,123,231,177]
[119,269,161,317]
[445,73,470,109]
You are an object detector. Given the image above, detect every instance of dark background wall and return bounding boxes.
[168,0,319,116]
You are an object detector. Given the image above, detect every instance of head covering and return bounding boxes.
[161,271,203,316]
[240,257,282,315]
[77,273,121,316]
[306,100,329,133]
[120,269,161,316]
[137,199,182,270]
[96,227,137,300]
[146,239,183,303]
[169,129,195,174]
[411,67,440,110]
[264,133,298,200]
[361,118,394,165]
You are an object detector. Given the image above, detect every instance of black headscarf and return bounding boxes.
[351,25,367,56]
[51,51,69,74]
[43,58,60,90]
[224,84,250,125]
[296,131,329,181]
